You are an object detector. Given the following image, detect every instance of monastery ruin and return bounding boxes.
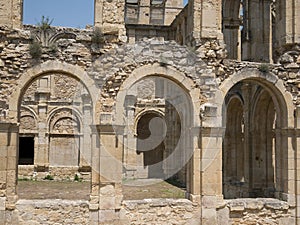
[0,0,300,224]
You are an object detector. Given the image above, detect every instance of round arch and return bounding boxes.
[220,68,294,199]
[114,63,202,127]
[8,61,98,123]
[47,107,83,133]
[133,108,165,135]
[216,68,294,127]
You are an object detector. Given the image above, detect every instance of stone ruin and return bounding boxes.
[0,0,300,224]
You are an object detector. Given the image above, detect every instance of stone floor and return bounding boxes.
[17,179,185,200]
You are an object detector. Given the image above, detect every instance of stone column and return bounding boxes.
[80,93,92,170]
[275,0,300,55]
[123,95,137,178]
[89,125,100,225]
[241,83,251,196]
[241,0,273,62]
[0,122,18,225]
[200,0,222,39]
[97,114,124,224]
[200,104,224,225]
[188,127,201,203]
[94,0,126,41]
[35,89,50,172]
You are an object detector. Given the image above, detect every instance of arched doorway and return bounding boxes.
[136,112,165,179]
[223,79,287,199]
[17,73,92,181]
[113,64,201,200]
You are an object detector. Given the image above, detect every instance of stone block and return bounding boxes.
[99,209,117,223]
[100,184,115,196]
[99,196,116,210]
[0,197,5,210]
[217,207,229,225]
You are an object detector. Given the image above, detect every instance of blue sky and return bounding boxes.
[23,0,94,28]
[24,0,188,28]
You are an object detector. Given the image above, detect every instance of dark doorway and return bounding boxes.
[137,113,165,178]
[19,136,34,165]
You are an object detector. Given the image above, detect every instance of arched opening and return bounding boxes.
[121,75,193,200]
[17,72,92,200]
[223,79,287,199]
[136,112,165,178]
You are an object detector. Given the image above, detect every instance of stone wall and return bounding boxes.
[220,198,295,225]
[121,199,201,225]
[15,199,89,225]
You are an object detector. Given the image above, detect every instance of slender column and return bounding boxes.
[89,125,100,225]
[80,93,92,169]
[123,95,138,178]
[241,83,251,196]
[35,82,50,171]
[200,126,224,225]
[97,113,124,224]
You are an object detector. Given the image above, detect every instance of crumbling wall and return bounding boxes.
[121,199,201,225]
[16,199,89,225]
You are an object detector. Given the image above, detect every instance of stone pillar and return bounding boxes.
[89,125,100,225]
[97,114,124,224]
[200,0,222,39]
[188,127,201,203]
[200,126,224,225]
[35,87,50,172]
[242,0,273,62]
[199,104,224,225]
[123,95,137,178]
[80,92,92,170]
[0,122,18,224]
[0,0,22,29]
[241,83,251,195]
[94,0,126,41]
[275,0,300,55]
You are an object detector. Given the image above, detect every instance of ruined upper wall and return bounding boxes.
[0,0,22,29]
[274,0,300,57]
[94,0,126,40]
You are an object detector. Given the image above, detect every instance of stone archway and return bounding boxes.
[3,61,98,210]
[218,68,294,201]
[7,61,98,124]
[108,63,202,201]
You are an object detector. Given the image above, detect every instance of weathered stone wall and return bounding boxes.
[220,198,295,225]
[121,199,201,225]
[15,199,89,225]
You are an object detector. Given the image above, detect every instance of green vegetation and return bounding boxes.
[37,16,53,31]
[74,174,83,182]
[29,41,42,59]
[91,27,105,45]
[44,174,54,180]
[258,63,270,73]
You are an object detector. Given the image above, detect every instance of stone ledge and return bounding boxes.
[225,198,290,212]
[17,199,89,207]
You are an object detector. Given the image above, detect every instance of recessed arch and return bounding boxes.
[112,63,201,200]
[133,108,165,134]
[220,69,293,200]
[47,107,83,134]
[114,63,202,127]
[8,61,98,124]
[216,68,294,128]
